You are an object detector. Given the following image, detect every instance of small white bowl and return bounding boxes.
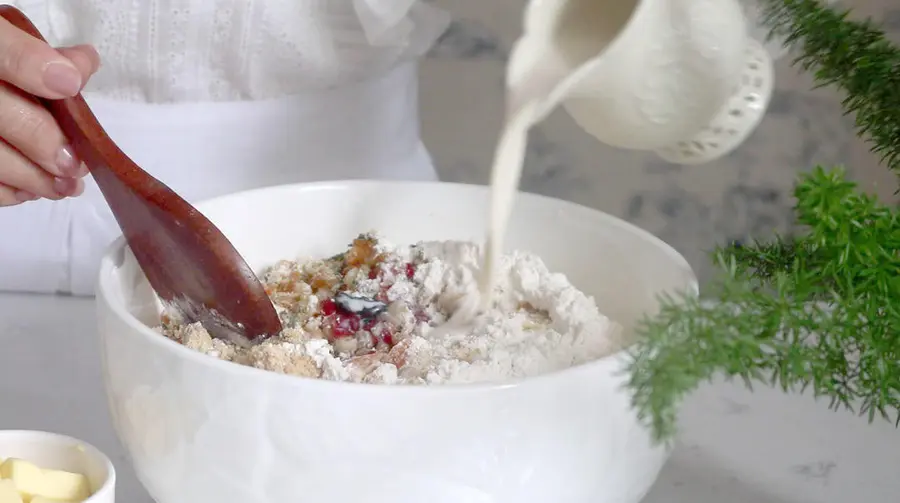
[0,430,115,503]
[96,181,697,503]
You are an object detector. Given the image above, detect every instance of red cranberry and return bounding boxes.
[381,331,394,346]
[405,263,416,280]
[332,313,361,337]
[320,298,337,316]
[368,266,379,280]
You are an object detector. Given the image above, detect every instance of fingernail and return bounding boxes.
[14,190,38,202]
[53,176,78,196]
[85,45,101,68]
[43,61,83,96]
[55,145,80,175]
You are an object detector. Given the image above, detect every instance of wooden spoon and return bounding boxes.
[0,6,283,344]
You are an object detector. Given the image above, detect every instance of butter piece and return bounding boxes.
[0,459,89,501]
[0,480,23,503]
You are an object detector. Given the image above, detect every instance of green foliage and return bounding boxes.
[761,0,900,180]
[628,168,900,443]
[627,0,900,443]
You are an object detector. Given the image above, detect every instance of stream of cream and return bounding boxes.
[475,0,634,313]
[477,54,577,309]
[478,107,539,308]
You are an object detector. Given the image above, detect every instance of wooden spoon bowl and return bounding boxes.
[0,6,283,344]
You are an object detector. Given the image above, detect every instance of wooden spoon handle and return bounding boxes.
[0,6,130,182]
[0,6,49,50]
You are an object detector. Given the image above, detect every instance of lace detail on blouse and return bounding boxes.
[12,0,448,102]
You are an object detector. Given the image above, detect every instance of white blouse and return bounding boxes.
[1,0,449,295]
[12,0,449,102]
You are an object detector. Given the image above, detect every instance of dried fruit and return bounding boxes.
[332,313,361,337]
[320,298,337,316]
[345,235,381,269]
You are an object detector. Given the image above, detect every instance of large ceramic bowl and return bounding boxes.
[96,181,697,503]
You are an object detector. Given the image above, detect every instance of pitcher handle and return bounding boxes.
[654,39,774,165]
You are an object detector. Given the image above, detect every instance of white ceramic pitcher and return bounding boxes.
[506,0,775,165]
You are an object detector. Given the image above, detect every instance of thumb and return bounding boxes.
[0,16,83,98]
[56,44,101,87]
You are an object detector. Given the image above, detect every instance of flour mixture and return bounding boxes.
[159,233,624,384]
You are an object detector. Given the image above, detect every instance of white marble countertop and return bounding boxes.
[1,292,897,503]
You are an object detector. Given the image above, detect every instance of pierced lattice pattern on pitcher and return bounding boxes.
[656,39,774,165]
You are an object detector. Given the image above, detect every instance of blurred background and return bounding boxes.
[420,0,898,285]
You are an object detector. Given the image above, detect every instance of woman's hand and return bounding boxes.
[0,16,100,206]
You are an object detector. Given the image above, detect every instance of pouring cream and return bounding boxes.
[476,0,775,306]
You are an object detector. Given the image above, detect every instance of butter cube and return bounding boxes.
[0,480,23,503]
[0,459,89,501]
[0,459,42,493]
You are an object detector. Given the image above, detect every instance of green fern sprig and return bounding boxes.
[628,168,900,443]
[761,0,900,179]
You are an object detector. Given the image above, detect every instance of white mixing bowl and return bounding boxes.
[96,181,697,503]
